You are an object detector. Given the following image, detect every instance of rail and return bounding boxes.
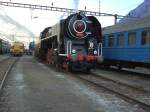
[72,73,150,112]
[0,57,18,93]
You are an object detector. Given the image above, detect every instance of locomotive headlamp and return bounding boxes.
[94,50,97,55]
[72,49,76,54]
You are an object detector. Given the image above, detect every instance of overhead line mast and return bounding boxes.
[0,1,138,24]
[99,0,100,13]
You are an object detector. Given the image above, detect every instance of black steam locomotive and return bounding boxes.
[39,12,103,72]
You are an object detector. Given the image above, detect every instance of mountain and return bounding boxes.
[119,0,150,23]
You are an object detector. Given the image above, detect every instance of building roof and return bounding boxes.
[103,17,150,35]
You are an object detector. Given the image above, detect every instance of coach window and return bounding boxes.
[141,30,150,45]
[128,32,136,46]
[117,34,124,47]
[108,35,115,47]
[102,37,105,47]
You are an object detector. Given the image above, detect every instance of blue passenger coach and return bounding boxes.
[102,17,150,68]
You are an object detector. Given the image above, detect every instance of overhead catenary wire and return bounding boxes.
[0,1,140,24]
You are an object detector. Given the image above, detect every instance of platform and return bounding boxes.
[0,54,9,62]
[1,56,107,112]
[0,56,146,112]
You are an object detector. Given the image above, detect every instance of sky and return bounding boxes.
[0,0,144,43]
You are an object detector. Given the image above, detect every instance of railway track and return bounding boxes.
[0,57,18,93]
[91,71,150,100]
[36,61,150,111]
[96,67,150,93]
[99,66,150,78]
[69,72,150,112]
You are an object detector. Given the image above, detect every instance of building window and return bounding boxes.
[128,32,136,46]
[141,30,150,45]
[108,35,115,47]
[117,34,124,47]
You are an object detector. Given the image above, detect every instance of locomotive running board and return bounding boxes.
[59,54,68,57]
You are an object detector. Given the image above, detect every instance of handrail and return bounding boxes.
[59,41,72,57]
[98,43,102,56]
[67,40,72,55]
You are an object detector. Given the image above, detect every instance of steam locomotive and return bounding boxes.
[38,12,103,72]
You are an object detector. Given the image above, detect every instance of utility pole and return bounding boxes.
[114,14,118,24]
[30,8,33,20]
[99,0,100,14]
